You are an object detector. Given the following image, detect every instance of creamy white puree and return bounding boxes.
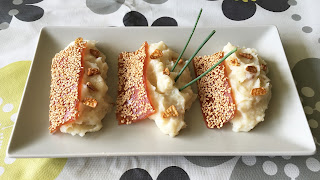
[223,43,271,132]
[147,41,197,137]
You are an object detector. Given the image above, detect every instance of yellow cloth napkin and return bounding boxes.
[0,61,66,179]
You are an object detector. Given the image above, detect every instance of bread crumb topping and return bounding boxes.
[239,52,253,59]
[163,67,170,75]
[86,82,96,91]
[83,97,98,108]
[87,68,100,76]
[90,49,100,58]
[246,65,257,73]
[229,58,240,66]
[150,49,163,59]
[251,87,267,96]
[162,105,179,118]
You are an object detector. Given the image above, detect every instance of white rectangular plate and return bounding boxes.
[7,26,316,158]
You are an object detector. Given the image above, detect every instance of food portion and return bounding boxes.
[193,43,271,132]
[49,38,111,136]
[223,43,271,132]
[116,41,197,137]
[193,52,236,129]
[116,42,156,125]
[147,41,197,137]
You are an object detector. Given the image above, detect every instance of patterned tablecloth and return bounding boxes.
[0,0,319,179]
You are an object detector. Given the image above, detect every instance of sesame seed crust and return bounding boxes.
[49,37,87,133]
[193,52,236,129]
[116,42,156,125]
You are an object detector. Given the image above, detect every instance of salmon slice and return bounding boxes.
[116,42,156,125]
[193,51,236,128]
[49,38,86,133]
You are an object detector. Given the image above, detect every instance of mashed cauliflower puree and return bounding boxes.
[147,41,197,137]
[59,41,111,136]
[223,43,271,132]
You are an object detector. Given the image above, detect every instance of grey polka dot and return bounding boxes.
[263,161,278,175]
[302,26,313,33]
[315,101,320,112]
[8,9,19,16]
[301,87,315,97]
[288,0,297,6]
[143,0,168,4]
[306,157,320,172]
[86,0,125,15]
[304,106,313,115]
[185,156,234,167]
[308,119,318,129]
[13,0,23,5]
[0,22,9,30]
[291,14,301,21]
[242,156,257,166]
[284,163,300,179]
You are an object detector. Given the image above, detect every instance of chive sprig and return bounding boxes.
[174,30,216,82]
[178,48,237,91]
[171,8,203,72]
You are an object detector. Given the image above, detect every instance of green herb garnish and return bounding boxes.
[174,30,216,82]
[179,48,237,91]
[171,8,203,72]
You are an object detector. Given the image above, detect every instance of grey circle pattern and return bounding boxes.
[288,0,317,43]
[291,14,301,21]
[0,22,9,30]
[86,0,125,14]
[8,9,19,16]
[292,58,320,144]
[13,0,23,5]
[230,154,320,180]
[143,0,168,4]
[185,156,234,167]
[0,0,44,30]
[288,0,297,6]
[119,166,190,180]
[302,26,313,33]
